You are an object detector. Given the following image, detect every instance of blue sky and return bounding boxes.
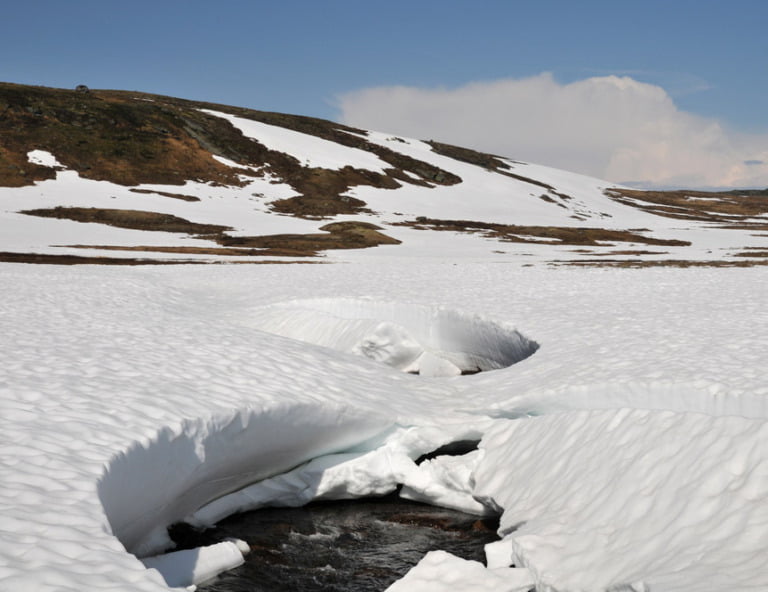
[2,0,767,186]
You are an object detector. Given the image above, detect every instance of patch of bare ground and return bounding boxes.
[605,188,768,224]
[0,251,321,265]
[20,207,230,235]
[61,245,322,258]
[558,259,768,268]
[128,189,201,202]
[0,251,207,265]
[734,250,768,258]
[396,218,689,247]
[217,221,401,254]
[592,250,670,256]
[18,205,400,259]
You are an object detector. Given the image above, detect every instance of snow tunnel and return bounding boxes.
[96,402,496,588]
[244,298,539,377]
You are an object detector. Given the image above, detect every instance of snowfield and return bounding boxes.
[1,91,767,591]
[1,260,766,591]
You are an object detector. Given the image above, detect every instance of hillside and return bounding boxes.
[2,81,768,266]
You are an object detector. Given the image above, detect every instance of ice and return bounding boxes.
[188,423,491,527]
[400,450,490,515]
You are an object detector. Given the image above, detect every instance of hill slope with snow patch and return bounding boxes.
[2,82,768,266]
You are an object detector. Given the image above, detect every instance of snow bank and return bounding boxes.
[473,408,768,592]
[188,422,492,526]
[140,538,249,588]
[385,550,534,592]
[98,403,393,557]
[246,298,539,376]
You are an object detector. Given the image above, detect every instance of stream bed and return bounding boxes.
[170,494,500,591]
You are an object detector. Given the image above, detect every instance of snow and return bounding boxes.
[244,298,539,375]
[473,409,768,592]
[141,539,249,589]
[1,261,766,591]
[199,109,391,173]
[27,149,64,168]
[385,550,535,592]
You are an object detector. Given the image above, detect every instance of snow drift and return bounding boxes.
[473,408,768,592]
[98,403,393,557]
[245,298,539,376]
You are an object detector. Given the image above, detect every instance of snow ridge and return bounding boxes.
[245,298,539,376]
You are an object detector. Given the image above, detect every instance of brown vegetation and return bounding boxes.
[21,207,230,235]
[396,217,690,247]
[128,189,201,202]
[0,82,463,221]
[605,188,768,224]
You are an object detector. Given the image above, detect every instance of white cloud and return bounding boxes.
[336,73,768,189]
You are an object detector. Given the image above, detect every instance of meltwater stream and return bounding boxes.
[170,494,500,592]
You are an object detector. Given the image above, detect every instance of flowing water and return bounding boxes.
[170,494,500,592]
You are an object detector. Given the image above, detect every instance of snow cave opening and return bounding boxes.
[245,298,539,377]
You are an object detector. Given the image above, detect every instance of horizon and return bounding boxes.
[2,0,766,189]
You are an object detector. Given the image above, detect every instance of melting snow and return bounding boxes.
[1,262,766,591]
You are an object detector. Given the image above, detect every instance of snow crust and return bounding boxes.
[474,409,768,591]
[2,261,767,591]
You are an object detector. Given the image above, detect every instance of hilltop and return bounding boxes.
[2,82,767,266]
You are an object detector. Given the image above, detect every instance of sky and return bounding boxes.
[2,0,766,188]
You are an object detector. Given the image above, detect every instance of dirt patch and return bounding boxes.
[128,189,201,202]
[218,221,401,253]
[20,205,400,259]
[21,207,230,235]
[734,250,768,258]
[61,244,322,258]
[426,140,512,173]
[0,251,206,265]
[396,217,690,247]
[605,188,768,224]
[558,258,768,268]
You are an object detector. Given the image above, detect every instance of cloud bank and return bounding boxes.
[337,74,768,189]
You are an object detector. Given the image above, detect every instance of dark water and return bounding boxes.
[170,494,499,592]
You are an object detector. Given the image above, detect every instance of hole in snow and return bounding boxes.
[415,439,480,465]
[247,298,538,377]
[168,493,500,592]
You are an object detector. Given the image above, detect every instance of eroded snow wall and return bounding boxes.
[245,298,539,376]
[473,408,768,592]
[98,402,393,558]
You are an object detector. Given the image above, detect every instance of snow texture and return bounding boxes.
[385,550,535,592]
[473,409,768,592]
[1,250,767,591]
[141,539,249,588]
[244,298,539,375]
